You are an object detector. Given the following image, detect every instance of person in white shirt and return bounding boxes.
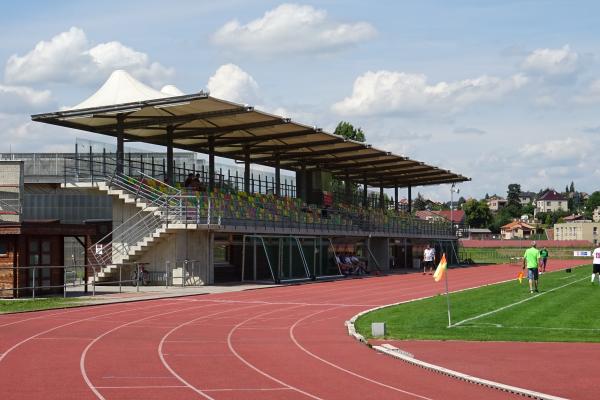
[592,246,600,285]
[423,244,435,275]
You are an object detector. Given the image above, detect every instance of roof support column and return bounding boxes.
[208,136,215,193]
[345,171,352,204]
[407,185,412,213]
[116,115,124,174]
[394,182,399,212]
[380,184,384,209]
[275,153,281,196]
[166,125,174,184]
[363,176,368,209]
[244,147,251,193]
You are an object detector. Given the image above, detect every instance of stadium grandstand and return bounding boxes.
[14,70,469,289]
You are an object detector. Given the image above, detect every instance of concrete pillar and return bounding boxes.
[166,125,174,184]
[116,115,124,174]
[244,148,250,193]
[368,237,390,273]
[363,177,368,209]
[208,136,215,192]
[345,171,352,203]
[275,154,281,196]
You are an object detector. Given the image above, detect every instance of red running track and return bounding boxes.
[0,260,588,400]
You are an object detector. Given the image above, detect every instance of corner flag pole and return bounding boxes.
[444,260,452,327]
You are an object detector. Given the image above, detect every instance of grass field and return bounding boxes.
[459,247,586,264]
[0,298,82,314]
[356,264,600,343]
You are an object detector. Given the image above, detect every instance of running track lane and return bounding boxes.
[0,261,585,399]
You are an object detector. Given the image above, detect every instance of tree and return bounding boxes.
[570,181,575,193]
[489,208,512,233]
[413,193,427,211]
[585,191,600,218]
[505,183,522,218]
[522,203,535,216]
[334,121,366,142]
[463,199,493,228]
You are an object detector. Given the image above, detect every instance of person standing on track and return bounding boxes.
[592,245,600,285]
[523,241,541,293]
[540,247,549,274]
[423,244,435,275]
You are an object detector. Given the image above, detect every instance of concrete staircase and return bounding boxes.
[96,181,160,212]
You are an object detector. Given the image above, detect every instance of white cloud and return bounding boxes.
[573,79,600,104]
[5,27,174,87]
[0,84,53,113]
[0,114,77,152]
[206,64,260,104]
[518,137,590,161]
[332,70,528,116]
[212,3,376,55]
[521,45,580,76]
[453,127,486,136]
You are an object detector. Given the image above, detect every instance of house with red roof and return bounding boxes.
[415,209,465,224]
[536,190,568,214]
[500,220,538,240]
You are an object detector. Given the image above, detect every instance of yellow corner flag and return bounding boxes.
[433,253,447,282]
[518,271,524,284]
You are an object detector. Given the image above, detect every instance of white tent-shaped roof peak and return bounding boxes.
[71,69,172,110]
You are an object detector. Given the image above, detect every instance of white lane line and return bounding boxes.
[170,298,373,307]
[371,344,567,400]
[95,385,186,389]
[80,303,220,400]
[0,302,169,363]
[226,305,325,400]
[158,303,265,400]
[203,387,293,392]
[290,307,434,400]
[452,276,589,328]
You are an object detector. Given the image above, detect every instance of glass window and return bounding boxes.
[29,239,52,266]
[0,241,7,256]
[29,240,39,252]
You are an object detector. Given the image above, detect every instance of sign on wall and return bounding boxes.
[573,250,591,257]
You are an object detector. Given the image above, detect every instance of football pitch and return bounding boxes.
[356,264,600,343]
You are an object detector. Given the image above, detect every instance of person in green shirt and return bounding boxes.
[539,247,549,273]
[523,241,541,293]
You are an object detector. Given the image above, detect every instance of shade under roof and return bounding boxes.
[32,72,469,188]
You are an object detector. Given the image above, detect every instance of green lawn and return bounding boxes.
[355,265,600,342]
[459,247,585,264]
[0,298,82,314]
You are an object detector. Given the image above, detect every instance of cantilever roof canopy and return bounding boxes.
[31,71,469,188]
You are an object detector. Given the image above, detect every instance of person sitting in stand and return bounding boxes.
[336,254,353,276]
[184,173,194,189]
[350,254,368,275]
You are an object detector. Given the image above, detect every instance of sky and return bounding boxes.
[1,0,599,202]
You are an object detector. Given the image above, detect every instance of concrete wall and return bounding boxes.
[368,237,390,272]
[0,161,23,223]
[137,230,214,285]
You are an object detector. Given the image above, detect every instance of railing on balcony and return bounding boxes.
[63,152,296,197]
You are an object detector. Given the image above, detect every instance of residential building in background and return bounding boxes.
[593,207,600,223]
[536,190,568,214]
[500,220,538,240]
[519,191,536,205]
[554,220,600,246]
[487,196,507,212]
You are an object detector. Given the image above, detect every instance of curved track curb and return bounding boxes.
[345,286,568,400]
